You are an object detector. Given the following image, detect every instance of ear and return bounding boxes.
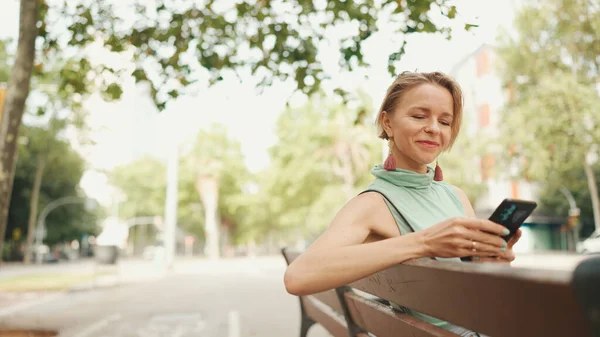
[381,111,393,138]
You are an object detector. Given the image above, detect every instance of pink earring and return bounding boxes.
[434,160,444,181]
[384,138,396,171]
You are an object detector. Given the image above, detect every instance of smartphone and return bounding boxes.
[461,198,537,262]
[489,198,537,242]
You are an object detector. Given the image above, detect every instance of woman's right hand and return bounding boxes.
[418,216,510,258]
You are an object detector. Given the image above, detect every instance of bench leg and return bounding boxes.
[300,314,316,337]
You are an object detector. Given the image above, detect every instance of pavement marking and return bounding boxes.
[228,310,240,337]
[68,313,122,337]
[0,291,65,317]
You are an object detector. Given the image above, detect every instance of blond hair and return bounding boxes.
[376,71,463,148]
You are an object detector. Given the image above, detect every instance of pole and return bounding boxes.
[559,186,581,251]
[163,144,178,270]
[35,196,88,264]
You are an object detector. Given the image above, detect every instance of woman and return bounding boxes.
[284,71,521,337]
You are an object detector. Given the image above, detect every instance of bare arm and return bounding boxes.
[284,193,426,296]
[452,185,476,217]
[284,190,510,296]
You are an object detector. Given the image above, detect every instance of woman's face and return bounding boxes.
[382,83,454,172]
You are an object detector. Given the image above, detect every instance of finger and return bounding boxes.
[507,229,522,248]
[467,229,507,249]
[462,218,510,237]
[457,239,505,257]
[503,250,516,261]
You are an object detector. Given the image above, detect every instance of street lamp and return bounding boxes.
[559,186,581,251]
[35,196,96,264]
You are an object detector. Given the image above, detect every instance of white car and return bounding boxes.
[578,231,600,254]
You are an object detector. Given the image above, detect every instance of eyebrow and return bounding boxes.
[409,106,454,118]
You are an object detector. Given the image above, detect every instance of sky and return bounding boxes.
[0,0,517,206]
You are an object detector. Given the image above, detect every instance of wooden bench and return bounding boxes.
[282,248,600,337]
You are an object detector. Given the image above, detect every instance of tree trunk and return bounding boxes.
[196,175,220,259]
[24,156,45,264]
[583,159,600,232]
[0,0,38,262]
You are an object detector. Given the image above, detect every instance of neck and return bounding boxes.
[391,150,428,174]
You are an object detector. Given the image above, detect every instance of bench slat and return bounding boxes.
[344,291,455,337]
[281,248,301,264]
[281,248,346,315]
[303,296,349,337]
[312,290,344,315]
[349,258,592,337]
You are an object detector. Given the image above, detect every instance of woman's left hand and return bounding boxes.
[473,229,522,264]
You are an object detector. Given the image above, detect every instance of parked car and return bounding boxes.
[578,231,600,254]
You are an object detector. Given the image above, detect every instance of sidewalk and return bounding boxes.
[0,258,169,317]
[0,259,96,280]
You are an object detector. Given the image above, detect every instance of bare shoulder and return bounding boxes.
[305,191,396,251]
[332,192,390,228]
[333,191,399,236]
[449,185,476,217]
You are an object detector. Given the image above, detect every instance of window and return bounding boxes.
[511,180,519,199]
[478,104,490,128]
[476,50,490,77]
[481,154,495,181]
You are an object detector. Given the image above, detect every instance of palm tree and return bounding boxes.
[182,125,247,259]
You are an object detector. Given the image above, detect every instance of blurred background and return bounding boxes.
[0,0,598,336]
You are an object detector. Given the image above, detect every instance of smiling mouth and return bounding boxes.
[416,141,440,148]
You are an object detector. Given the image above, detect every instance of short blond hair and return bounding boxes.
[376,71,463,148]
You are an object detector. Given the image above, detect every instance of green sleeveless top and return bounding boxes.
[364,164,466,328]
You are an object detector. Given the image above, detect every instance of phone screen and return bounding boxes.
[488,199,537,242]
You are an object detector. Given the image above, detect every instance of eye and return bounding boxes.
[439,120,451,126]
[412,115,425,120]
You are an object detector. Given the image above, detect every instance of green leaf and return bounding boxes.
[104,83,123,100]
[448,6,457,19]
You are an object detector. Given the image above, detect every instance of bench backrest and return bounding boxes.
[282,248,600,337]
[281,249,350,337]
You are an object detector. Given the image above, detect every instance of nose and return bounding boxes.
[424,119,440,134]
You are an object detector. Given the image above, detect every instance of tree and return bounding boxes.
[497,0,600,233]
[314,93,380,200]
[109,130,250,258]
[180,125,250,258]
[497,0,599,94]
[6,124,97,260]
[233,93,381,247]
[0,0,470,260]
[21,118,65,263]
[109,156,169,254]
[109,156,168,221]
[0,35,92,262]
[536,165,600,238]
[500,72,600,232]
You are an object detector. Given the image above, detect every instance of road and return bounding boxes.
[0,256,331,337]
